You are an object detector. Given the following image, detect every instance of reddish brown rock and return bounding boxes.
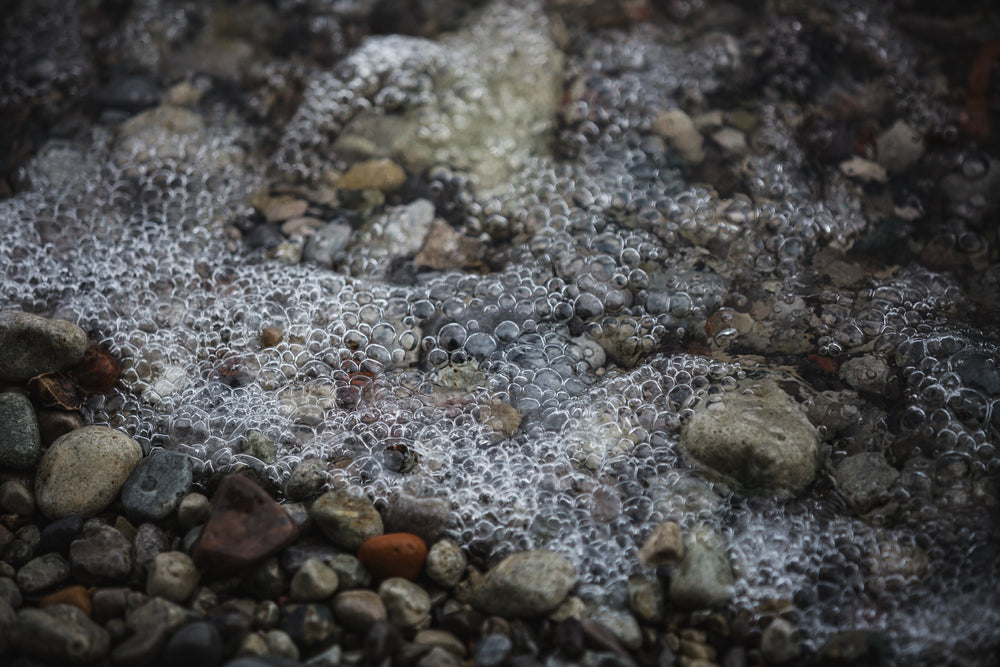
[40,585,92,617]
[358,533,428,581]
[192,474,299,573]
[71,342,121,394]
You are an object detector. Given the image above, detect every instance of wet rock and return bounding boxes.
[177,492,212,530]
[35,407,84,446]
[311,486,383,550]
[281,603,335,651]
[16,604,110,662]
[110,623,172,667]
[161,620,225,667]
[876,121,924,174]
[113,105,208,164]
[425,538,466,588]
[379,577,431,629]
[833,453,899,515]
[0,479,35,516]
[414,628,466,658]
[414,218,486,270]
[652,109,705,164]
[192,474,299,573]
[0,576,21,608]
[69,521,133,584]
[366,198,437,259]
[593,610,642,651]
[627,575,665,624]
[303,221,353,269]
[0,311,88,381]
[469,551,576,618]
[332,589,387,633]
[265,628,300,660]
[679,380,821,496]
[637,520,684,566]
[358,532,428,581]
[669,537,734,610]
[121,448,194,523]
[0,392,41,469]
[289,557,339,602]
[383,490,453,544]
[338,158,407,192]
[328,553,372,590]
[839,156,888,184]
[818,630,892,666]
[16,552,70,594]
[147,551,200,603]
[34,425,143,519]
[38,515,83,555]
[761,618,799,664]
[364,620,404,664]
[126,597,192,634]
[133,522,172,580]
[839,357,892,394]
[4,524,40,566]
[475,633,513,667]
[38,584,91,616]
[284,459,329,501]
[420,645,465,667]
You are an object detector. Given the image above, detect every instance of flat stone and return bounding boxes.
[121,448,194,523]
[0,392,42,469]
[289,557,340,602]
[0,311,88,381]
[332,589,387,633]
[146,551,200,603]
[637,520,684,566]
[34,425,143,519]
[379,577,431,629]
[679,380,821,496]
[15,604,111,663]
[69,521,133,584]
[425,538,466,588]
[669,538,734,610]
[311,487,383,550]
[338,158,407,192]
[16,552,71,594]
[834,453,899,515]
[469,551,576,618]
[192,474,299,573]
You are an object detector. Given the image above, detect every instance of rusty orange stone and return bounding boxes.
[40,585,92,617]
[71,341,121,394]
[357,532,428,581]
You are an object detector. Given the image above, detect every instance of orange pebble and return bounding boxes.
[357,532,428,581]
[40,585,92,617]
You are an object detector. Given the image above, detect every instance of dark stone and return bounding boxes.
[659,642,678,666]
[15,552,70,594]
[818,630,892,666]
[110,623,171,667]
[92,586,133,623]
[581,619,632,662]
[279,540,340,574]
[15,604,111,663]
[192,474,299,573]
[382,490,453,544]
[282,603,335,651]
[245,224,285,250]
[242,556,287,600]
[35,407,85,446]
[121,448,194,523]
[0,597,14,654]
[722,646,748,667]
[364,620,403,664]
[206,599,255,656]
[69,521,133,584]
[223,657,303,667]
[4,524,40,566]
[507,657,544,667]
[38,515,83,554]
[161,621,225,667]
[133,522,172,580]
[437,608,484,640]
[95,74,161,112]
[0,392,41,469]
[555,618,585,659]
[474,633,513,667]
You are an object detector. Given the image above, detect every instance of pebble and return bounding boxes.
[0,479,35,516]
[413,218,486,270]
[281,603,335,650]
[133,521,171,579]
[289,557,340,602]
[475,633,513,667]
[876,120,925,174]
[5,524,40,566]
[39,584,92,616]
[266,629,301,660]
[34,425,143,519]
[651,109,705,164]
[311,487,383,550]
[637,520,684,566]
[669,538,734,610]
[332,589,387,632]
[337,158,407,192]
[284,459,330,501]
[302,221,353,268]
[364,620,404,664]
[35,407,84,445]
[383,491,453,544]
[177,492,212,530]
[419,645,465,667]
[16,552,71,594]
[111,623,172,667]
[161,620,225,667]
[328,553,372,589]
[818,630,891,666]
[0,597,14,654]
[121,448,194,523]
[126,597,192,634]
[260,326,284,348]
[192,474,300,572]
[146,551,200,603]
[627,575,665,624]
[379,577,432,629]
[414,629,467,658]
[0,392,42,469]
[760,618,799,664]
[833,452,899,515]
[0,576,22,607]
[469,550,576,618]
[679,380,821,496]
[0,311,88,381]
[358,532,428,581]
[425,538,467,588]
[38,515,83,554]
[839,356,892,394]
[15,604,111,663]
[839,156,888,183]
[69,521,133,584]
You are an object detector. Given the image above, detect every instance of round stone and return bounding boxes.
[16,553,70,594]
[289,557,340,602]
[0,311,87,382]
[121,448,194,523]
[332,589,387,633]
[358,533,428,581]
[160,620,224,667]
[311,487,383,550]
[0,392,41,470]
[146,551,200,603]
[469,551,576,618]
[378,577,431,629]
[34,426,143,519]
[425,539,466,588]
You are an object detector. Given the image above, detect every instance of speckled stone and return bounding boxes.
[289,557,339,602]
[425,538,466,588]
[34,426,142,519]
[0,392,42,470]
[469,551,576,618]
[0,311,88,381]
[146,551,200,603]
[312,487,383,550]
[378,577,431,629]
[16,552,71,594]
[121,448,194,523]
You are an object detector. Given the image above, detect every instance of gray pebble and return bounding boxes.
[176,491,211,530]
[0,311,87,381]
[383,490,453,544]
[311,487,383,550]
[15,552,70,594]
[328,553,371,589]
[303,221,352,269]
[332,589,387,632]
[285,459,330,500]
[121,448,194,523]
[146,551,200,603]
[266,629,301,661]
[69,521,133,584]
[470,551,576,618]
[420,646,465,667]
[289,557,340,602]
[0,479,35,516]
[15,604,111,663]
[379,577,431,629]
[834,452,899,515]
[0,393,41,469]
[761,618,799,663]
[425,538,466,588]
[126,596,192,633]
[669,539,734,610]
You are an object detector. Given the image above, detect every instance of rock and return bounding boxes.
[35,407,84,446]
[4,524,40,566]
[16,552,70,594]
[34,426,143,519]
[126,597,192,633]
[328,553,372,589]
[669,538,734,610]
[111,623,172,667]
[15,604,111,663]
[475,633,513,667]
[147,551,200,603]
[383,490,453,545]
[358,533,428,581]
[679,380,821,496]
[0,597,14,653]
[420,645,465,667]
[311,487,383,550]
[0,311,88,381]
[637,520,684,566]
[761,618,799,664]
[469,551,576,618]
[177,492,212,530]
[627,575,665,624]
[652,109,705,164]
[0,479,35,516]
[414,629,466,658]
[69,521,133,584]
[593,610,642,651]
[0,392,42,469]
[838,356,892,394]
[338,158,407,192]
[39,584,92,616]
[38,515,84,554]
[379,577,431,629]
[0,576,21,608]
[133,522,171,580]
[192,474,299,572]
[364,620,404,664]
[281,603,335,650]
[876,120,924,174]
[833,453,899,515]
[284,459,330,501]
[839,156,888,184]
[161,620,225,667]
[114,106,208,164]
[366,199,437,259]
[302,221,353,268]
[289,557,340,602]
[265,629,300,660]
[414,218,486,270]
[121,448,194,523]
[425,538,466,588]
[332,589,387,633]
[818,630,891,666]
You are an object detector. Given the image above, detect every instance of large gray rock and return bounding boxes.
[679,379,821,496]
[34,426,143,519]
[15,604,111,663]
[469,550,576,618]
[0,311,87,382]
[0,392,41,469]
